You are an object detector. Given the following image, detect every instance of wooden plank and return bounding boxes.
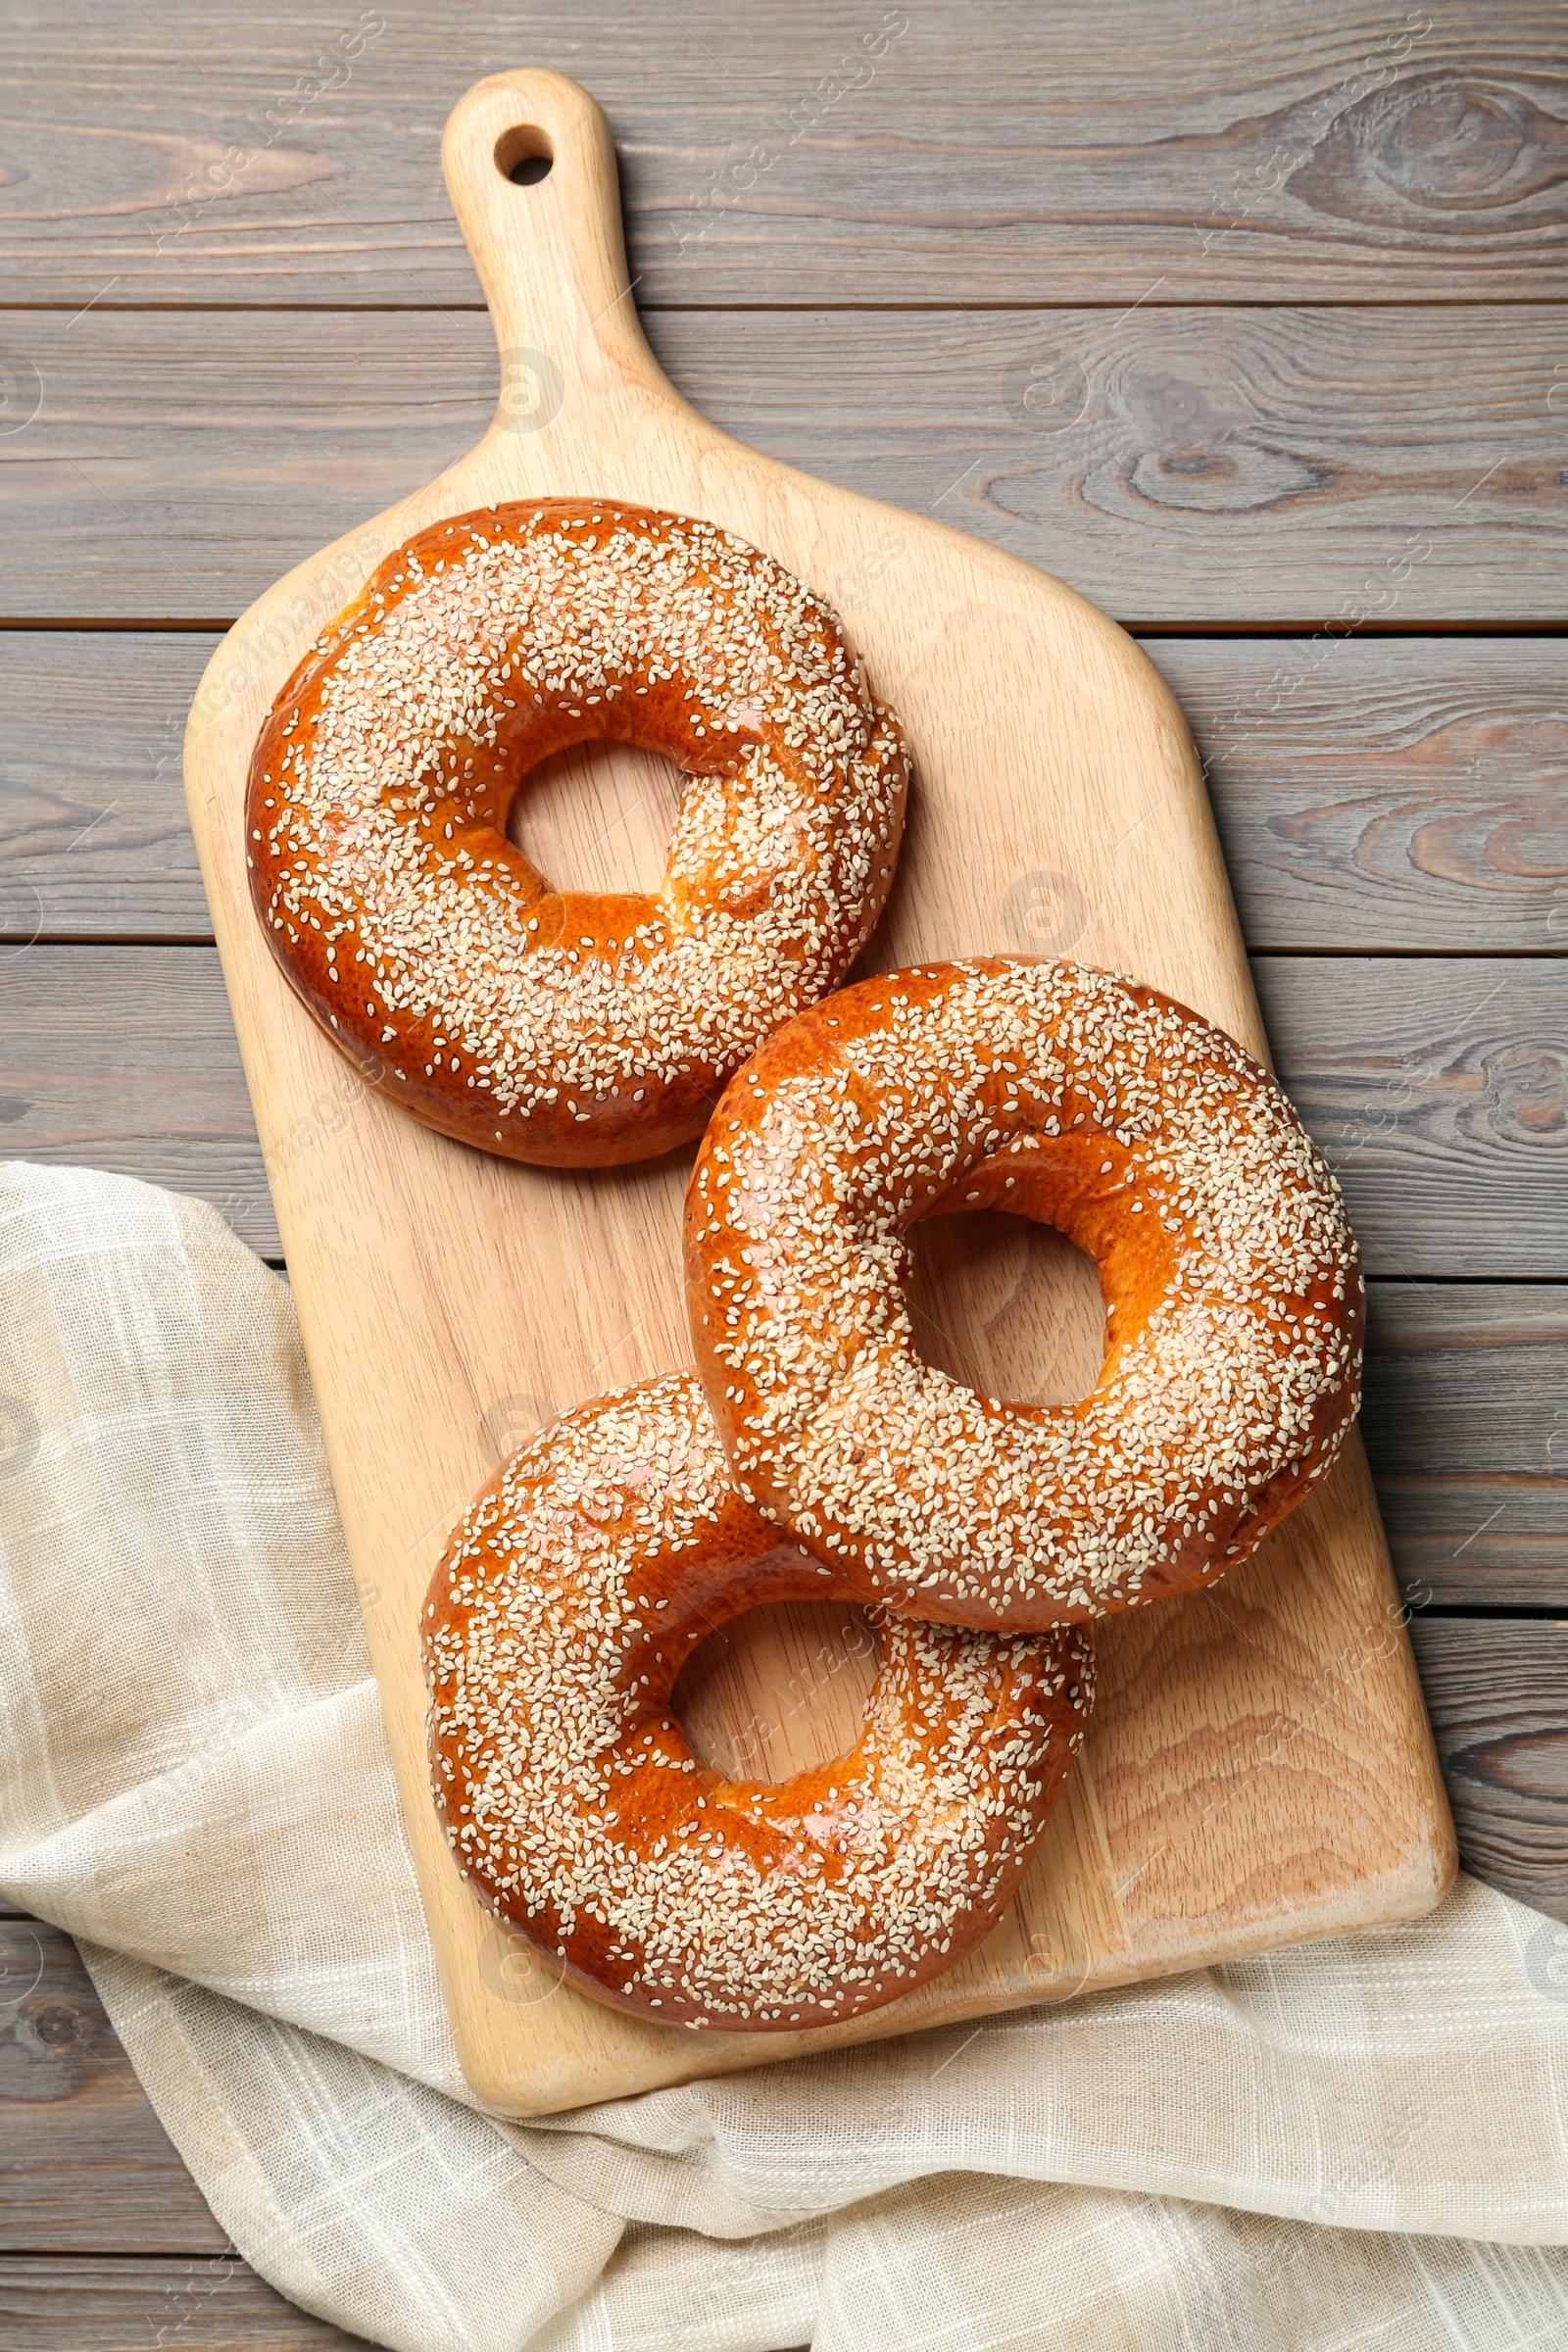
[1362,1285,1568,1607]
[4,947,1562,1277]
[0,306,1564,626]
[0,1923,226,2253]
[1147,640,1568,956]
[1,919,1559,1592]
[6,634,1563,952]
[0,2,1563,305]
[3,888,1561,1583]
[0,634,212,940]
[0,2258,368,2348]
[1252,957,1568,1281]
[0,947,274,1253]
[3,936,1568,1580]
[1408,1618,1568,1925]
[662,306,1568,630]
[182,66,1454,2116]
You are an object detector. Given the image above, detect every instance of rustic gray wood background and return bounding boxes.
[1,2,1564,2342]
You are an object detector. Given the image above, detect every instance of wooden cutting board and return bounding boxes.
[183,68,1455,2117]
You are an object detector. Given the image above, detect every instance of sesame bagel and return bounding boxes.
[686,958,1364,1631]
[247,500,908,1165]
[422,1372,1093,2034]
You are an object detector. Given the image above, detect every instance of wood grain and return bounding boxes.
[659,307,1568,629]
[4,922,1561,1594]
[1,306,1564,626]
[1409,1618,1568,1923]
[5,633,1562,951]
[0,2,1563,305]
[1363,1285,1568,1605]
[0,1924,224,2253]
[0,2258,368,2349]
[4,947,1561,1275]
[1253,957,1568,1279]
[0,5,1558,2328]
[0,949,270,1251]
[0,635,205,940]
[176,67,1451,2115]
[1149,640,1568,955]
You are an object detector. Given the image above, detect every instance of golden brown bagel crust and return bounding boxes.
[686,957,1364,1631]
[422,1373,1093,2034]
[246,500,908,1166]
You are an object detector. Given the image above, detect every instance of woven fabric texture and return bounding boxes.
[2,1161,1566,2351]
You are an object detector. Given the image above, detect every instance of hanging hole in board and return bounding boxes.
[495,126,554,185]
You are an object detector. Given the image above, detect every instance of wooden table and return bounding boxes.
[1,4,1563,2343]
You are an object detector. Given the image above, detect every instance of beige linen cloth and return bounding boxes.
[4,1160,1568,2351]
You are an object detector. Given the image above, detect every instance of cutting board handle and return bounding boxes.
[443,70,675,423]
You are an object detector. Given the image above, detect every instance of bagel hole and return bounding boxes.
[672,1599,878,1786]
[508,740,685,897]
[494,126,554,184]
[906,1210,1106,1405]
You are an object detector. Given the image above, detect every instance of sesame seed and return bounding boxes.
[422,1371,1093,2032]
[246,501,909,1168]
[686,957,1364,1629]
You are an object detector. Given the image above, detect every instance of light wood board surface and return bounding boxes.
[181,68,1455,2116]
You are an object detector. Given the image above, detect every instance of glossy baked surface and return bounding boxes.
[247,500,907,1166]
[424,1373,1093,2031]
[690,958,1364,1627]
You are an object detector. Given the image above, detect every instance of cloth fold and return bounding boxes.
[2,1160,1566,2351]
